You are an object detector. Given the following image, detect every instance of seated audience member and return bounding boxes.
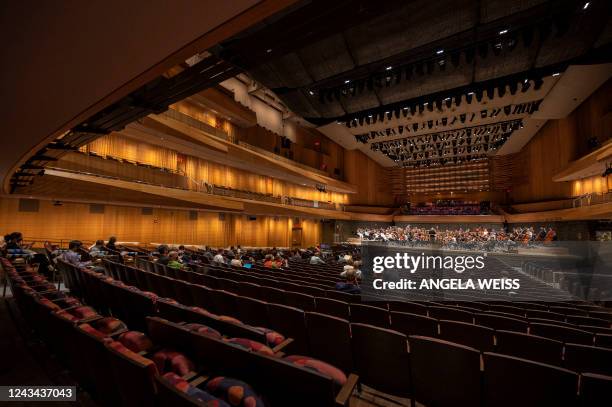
[213,249,225,265]
[177,245,191,263]
[310,253,326,265]
[243,257,254,269]
[291,250,302,260]
[230,256,243,267]
[340,260,362,279]
[263,254,275,268]
[343,259,354,273]
[167,251,183,269]
[157,245,170,265]
[6,232,53,275]
[106,236,118,252]
[335,268,360,294]
[62,240,92,268]
[89,240,106,257]
[545,227,557,242]
[275,254,287,268]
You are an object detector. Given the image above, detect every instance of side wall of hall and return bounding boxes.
[510,79,612,203]
[0,197,321,248]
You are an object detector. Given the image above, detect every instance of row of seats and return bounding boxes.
[37,258,360,406]
[117,256,612,405]
[143,259,612,350]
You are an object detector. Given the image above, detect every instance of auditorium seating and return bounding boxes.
[483,352,579,407]
[494,330,564,366]
[350,323,411,398]
[409,336,482,406]
[6,251,612,406]
[579,373,612,407]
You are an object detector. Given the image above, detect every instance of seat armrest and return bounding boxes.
[272,337,294,354]
[335,373,359,407]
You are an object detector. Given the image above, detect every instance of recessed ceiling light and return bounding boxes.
[552,72,561,77]
[308,90,314,95]
[423,102,429,106]
[467,92,475,95]
[344,80,350,84]
[499,29,508,35]
[368,115,373,118]
[266,48,272,53]
[436,49,444,55]
[583,2,590,10]
[385,66,392,70]
[524,78,529,83]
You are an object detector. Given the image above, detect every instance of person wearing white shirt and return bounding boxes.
[213,249,225,265]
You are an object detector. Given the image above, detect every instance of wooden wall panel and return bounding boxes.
[0,197,321,248]
[81,134,348,204]
[343,149,394,206]
[510,78,612,203]
[572,174,611,196]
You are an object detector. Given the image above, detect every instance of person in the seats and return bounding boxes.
[177,245,191,263]
[263,254,275,268]
[341,260,362,279]
[309,253,326,265]
[62,240,92,268]
[106,236,117,252]
[230,255,243,267]
[213,249,225,265]
[167,251,183,269]
[291,250,302,260]
[335,267,360,294]
[89,240,106,257]
[157,245,170,265]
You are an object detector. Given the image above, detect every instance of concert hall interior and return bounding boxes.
[1,1,612,406]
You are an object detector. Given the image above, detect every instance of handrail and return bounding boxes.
[46,167,343,212]
[572,191,612,208]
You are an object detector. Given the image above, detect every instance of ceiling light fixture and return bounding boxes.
[583,2,590,10]
[436,49,444,55]
[344,80,350,84]
[499,29,508,35]
[552,72,561,77]
[386,66,392,70]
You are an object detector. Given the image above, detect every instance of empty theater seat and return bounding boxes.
[390,311,438,337]
[482,352,578,407]
[579,373,612,407]
[409,336,481,406]
[438,319,495,351]
[564,343,612,376]
[351,323,411,398]
[494,330,563,366]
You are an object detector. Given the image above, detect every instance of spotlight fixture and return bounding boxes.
[308,90,314,95]
[499,29,508,35]
[436,49,444,55]
[385,66,392,70]
[344,80,350,84]
[583,2,590,10]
